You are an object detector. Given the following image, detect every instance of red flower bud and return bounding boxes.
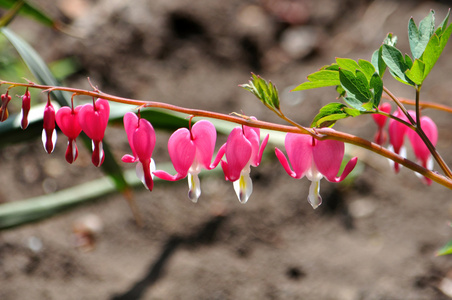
[21,89,31,129]
[0,92,12,122]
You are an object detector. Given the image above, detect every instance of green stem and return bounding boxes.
[2,80,452,189]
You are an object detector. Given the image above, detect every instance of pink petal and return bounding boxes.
[191,120,216,169]
[121,154,137,163]
[133,117,156,162]
[123,112,139,157]
[223,127,252,181]
[167,128,195,177]
[284,133,313,178]
[243,125,260,166]
[312,138,344,181]
[388,109,409,154]
[78,99,110,142]
[275,147,296,178]
[407,116,438,167]
[372,102,391,128]
[56,106,82,139]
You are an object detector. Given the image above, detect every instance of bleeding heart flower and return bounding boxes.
[56,105,82,164]
[154,120,224,202]
[42,98,57,154]
[0,91,11,122]
[78,98,110,167]
[372,102,391,145]
[275,131,358,209]
[122,112,156,191]
[21,89,31,130]
[406,116,438,185]
[221,122,269,204]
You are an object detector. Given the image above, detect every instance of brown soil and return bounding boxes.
[1,0,452,299]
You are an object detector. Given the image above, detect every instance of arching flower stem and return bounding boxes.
[2,80,452,189]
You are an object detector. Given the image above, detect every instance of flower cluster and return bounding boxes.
[1,90,358,208]
[123,112,356,207]
[40,96,111,166]
[373,103,438,185]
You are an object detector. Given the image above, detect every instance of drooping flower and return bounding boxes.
[122,112,156,191]
[0,91,12,122]
[42,97,57,154]
[275,132,358,209]
[78,98,110,167]
[372,102,391,145]
[154,120,224,202]
[21,89,31,129]
[388,109,410,173]
[221,123,269,203]
[56,105,82,164]
[406,116,438,185]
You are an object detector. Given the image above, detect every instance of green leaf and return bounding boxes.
[381,44,414,86]
[240,73,279,110]
[408,10,435,59]
[339,69,371,105]
[405,59,425,85]
[358,59,376,80]
[437,239,452,256]
[1,27,68,106]
[436,9,450,36]
[0,0,56,27]
[371,46,387,77]
[369,73,383,107]
[336,58,361,72]
[292,69,340,91]
[421,22,452,81]
[310,102,362,128]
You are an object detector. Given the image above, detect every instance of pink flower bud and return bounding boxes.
[0,92,12,122]
[21,89,31,129]
[42,99,57,154]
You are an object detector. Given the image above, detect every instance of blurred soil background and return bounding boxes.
[1,0,452,299]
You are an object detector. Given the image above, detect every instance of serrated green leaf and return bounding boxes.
[369,73,383,107]
[409,10,435,59]
[292,70,340,91]
[437,239,452,256]
[405,59,425,85]
[339,69,371,104]
[381,44,415,86]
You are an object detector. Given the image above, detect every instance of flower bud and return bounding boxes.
[21,89,31,129]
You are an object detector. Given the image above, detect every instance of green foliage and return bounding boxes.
[408,10,435,59]
[310,102,362,128]
[384,10,452,87]
[0,0,56,27]
[240,73,280,111]
[437,238,452,256]
[292,68,340,91]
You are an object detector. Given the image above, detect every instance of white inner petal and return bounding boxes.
[188,173,201,203]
